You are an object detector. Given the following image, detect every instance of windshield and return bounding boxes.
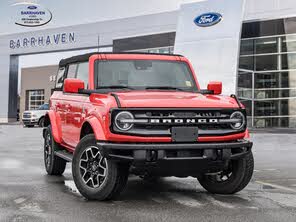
[38,104,49,110]
[96,60,198,92]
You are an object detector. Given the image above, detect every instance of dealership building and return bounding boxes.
[0,0,296,128]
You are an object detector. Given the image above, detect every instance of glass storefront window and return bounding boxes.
[255,37,278,54]
[281,35,296,52]
[239,56,254,70]
[238,71,253,88]
[254,89,296,99]
[255,72,289,89]
[254,117,296,128]
[255,55,278,71]
[240,39,254,55]
[282,53,296,70]
[239,19,296,128]
[254,99,290,117]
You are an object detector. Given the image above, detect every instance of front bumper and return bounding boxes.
[22,119,38,125]
[97,140,253,176]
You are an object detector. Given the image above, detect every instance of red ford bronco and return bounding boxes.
[43,53,253,200]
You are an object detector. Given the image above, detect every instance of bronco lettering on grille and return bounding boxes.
[148,118,218,124]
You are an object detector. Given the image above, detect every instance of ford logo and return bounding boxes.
[27,5,37,10]
[194,12,222,27]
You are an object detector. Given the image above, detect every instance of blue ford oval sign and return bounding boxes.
[194,12,222,27]
[27,5,37,10]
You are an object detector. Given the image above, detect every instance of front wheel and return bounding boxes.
[197,152,254,194]
[39,117,45,127]
[72,134,129,200]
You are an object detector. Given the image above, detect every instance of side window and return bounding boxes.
[55,67,65,89]
[67,64,78,78]
[76,62,89,89]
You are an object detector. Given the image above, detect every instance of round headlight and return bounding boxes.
[230,111,245,130]
[114,111,134,131]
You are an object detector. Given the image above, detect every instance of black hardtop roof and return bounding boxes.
[59,52,184,67]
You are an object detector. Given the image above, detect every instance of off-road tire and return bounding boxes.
[44,126,67,175]
[197,151,254,194]
[72,134,129,200]
[39,117,45,127]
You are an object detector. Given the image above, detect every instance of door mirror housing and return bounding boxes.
[64,78,85,93]
[207,81,222,95]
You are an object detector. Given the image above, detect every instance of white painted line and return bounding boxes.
[167,193,203,208]
[14,197,26,204]
[205,196,235,209]
[256,181,296,193]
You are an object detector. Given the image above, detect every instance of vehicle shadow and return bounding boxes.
[46,174,253,206]
[116,176,201,201]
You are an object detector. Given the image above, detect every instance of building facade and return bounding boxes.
[1,0,296,128]
[20,65,57,114]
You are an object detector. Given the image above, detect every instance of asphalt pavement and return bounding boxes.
[0,125,295,222]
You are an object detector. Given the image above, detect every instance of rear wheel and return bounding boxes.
[197,152,254,194]
[44,126,67,175]
[72,134,129,200]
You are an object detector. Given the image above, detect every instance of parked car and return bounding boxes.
[22,103,49,127]
[43,52,254,201]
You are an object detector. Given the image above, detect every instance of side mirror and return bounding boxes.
[207,81,222,95]
[64,78,85,93]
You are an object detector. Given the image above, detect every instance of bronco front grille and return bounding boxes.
[111,108,246,137]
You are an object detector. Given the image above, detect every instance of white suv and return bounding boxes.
[22,103,49,127]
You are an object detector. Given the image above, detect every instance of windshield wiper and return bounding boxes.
[145,86,186,91]
[97,85,134,90]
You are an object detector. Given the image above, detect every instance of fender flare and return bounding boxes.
[82,117,107,141]
[45,110,62,144]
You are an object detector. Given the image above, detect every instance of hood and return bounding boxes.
[112,91,240,108]
[23,110,46,114]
